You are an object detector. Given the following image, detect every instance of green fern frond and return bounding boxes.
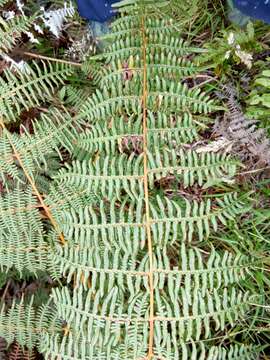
[148,149,238,187]
[53,193,248,248]
[0,109,79,183]
[155,287,250,341]
[0,187,47,274]
[49,285,253,357]
[78,78,217,122]
[60,85,93,108]
[55,150,237,203]
[100,55,199,86]
[46,183,93,213]
[0,61,73,122]
[151,193,249,243]
[106,15,177,40]
[0,0,260,357]
[0,298,60,350]
[54,155,144,200]
[94,31,205,63]
[51,242,253,293]
[155,342,259,360]
[0,14,36,53]
[74,112,199,158]
[41,331,259,360]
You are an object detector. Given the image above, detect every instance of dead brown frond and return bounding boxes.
[215,85,270,170]
[8,342,38,360]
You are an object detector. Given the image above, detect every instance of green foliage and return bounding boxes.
[0,108,78,185]
[199,22,259,75]
[0,187,47,274]
[247,64,270,125]
[0,297,60,351]
[0,13,36,53]
[0,62,73,123]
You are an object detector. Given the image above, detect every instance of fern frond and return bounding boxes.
[148,149,238,188]
[216,84,270,165]
[0,14,36,53]
[156,342,259,360]
[55,150,237,203]
[0,0,259,356]
[49,285,253,358]
[94,31,205,63]
[78,78,217,122]
[61,85,93,108]
[46,183,93,213]
[0,61,73,122]
[54,154,144,200]
[155,287,250,341]
[53,193,248,247]
[0,109,78,183]
[106,15,177,40]
[41,333,258,360]
[51,242,253,293]
[100,55,198,86]
[74,112,199,158]
[8,341,39,360]
[0,298,59,350]
[0,187,47,274]
[39,1,259,357]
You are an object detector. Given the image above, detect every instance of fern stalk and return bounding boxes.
[141,14,155,359]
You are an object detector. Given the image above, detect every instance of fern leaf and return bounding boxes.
[8,341,38,360]
[0,109,79,183]
[100,55,199,86]
[0,187,47,274]
[48,285,253,358]
[156,341,259,360]
[74,112,199,158]
[55,150,237,203]
[53,193,248,248]
[51,242,253,294]
[0,61,73,122]
[94,32,206,63]
[78,78,217,122]
[148,149,238,188]
[0,0,259,357]
[54,155,144,200]
[0,15,36,53]
[0,298,59,350]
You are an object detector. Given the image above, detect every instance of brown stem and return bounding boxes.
[13,50,82,67]
[141,16,155,360]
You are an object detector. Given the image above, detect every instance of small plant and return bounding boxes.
[199,22,259,75]
[247,62,270,125]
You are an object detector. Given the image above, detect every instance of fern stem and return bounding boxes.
[15,50,82,67]
[0,119,66,245]
[141,15,155,360]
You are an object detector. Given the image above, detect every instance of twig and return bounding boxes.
[1,279,11,304]
[238,166,270,176]
[13,50,82,67]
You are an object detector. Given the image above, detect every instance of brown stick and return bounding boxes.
[140,16,155,360]
[14,50,82,67]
